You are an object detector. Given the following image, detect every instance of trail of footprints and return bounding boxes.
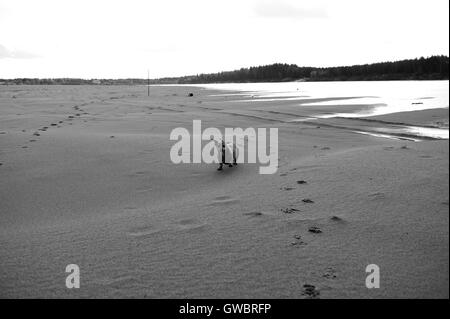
[19,102,93,148]
[243,162,342,298]
[243,166,330,244]
[120,163,350,298]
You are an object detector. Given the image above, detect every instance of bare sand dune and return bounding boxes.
[0,85,448,298]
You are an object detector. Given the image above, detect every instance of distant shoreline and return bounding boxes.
[1,56,448,85]
[0,77,449,86]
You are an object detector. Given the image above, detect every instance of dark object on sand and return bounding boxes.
[330,216,343,222]
[302,284,320,298]
[297,180,307,184]
[302,199,314,203]
[244,211,263,217]
[308,226,322,233]
[217,140,238,171]
[188,93,194,97]
[281,208,300,214]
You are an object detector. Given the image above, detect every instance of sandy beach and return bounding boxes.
[0,83,448,298]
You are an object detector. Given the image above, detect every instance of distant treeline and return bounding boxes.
[0,56,448,85]
[169,55,449,83]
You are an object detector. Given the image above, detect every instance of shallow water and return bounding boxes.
[185,81,449,140]
[194,80,449,116]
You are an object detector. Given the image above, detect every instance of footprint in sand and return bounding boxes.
[290,234,307,247]
[323,267,337,279]
[302,284,320,299]
[209,196,239,206]
[243,211,263,217]
[330,216,346,223]
[243,211,277,218]
[308,226,322,234]
[281,208,301,214]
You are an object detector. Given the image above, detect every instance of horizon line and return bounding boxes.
[0,54,448,81]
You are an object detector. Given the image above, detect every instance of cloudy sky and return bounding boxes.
[0,0,448,79]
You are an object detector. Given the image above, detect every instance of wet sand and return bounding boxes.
[0,85,448,298]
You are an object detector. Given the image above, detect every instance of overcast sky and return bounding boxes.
[0,0,448,79]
